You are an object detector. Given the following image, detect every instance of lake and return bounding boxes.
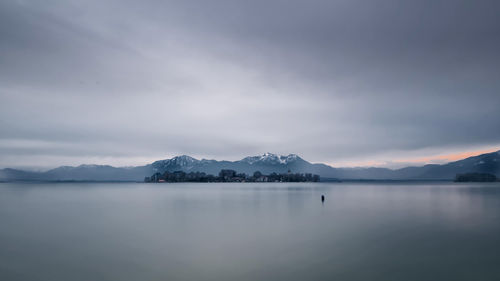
[1,182,500,281]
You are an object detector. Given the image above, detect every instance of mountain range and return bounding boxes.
[1,151,499,182]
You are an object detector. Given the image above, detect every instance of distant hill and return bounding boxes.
[1,151,499,182]
[0,165,152,182]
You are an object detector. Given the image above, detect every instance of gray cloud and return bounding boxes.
[1,0,500,168]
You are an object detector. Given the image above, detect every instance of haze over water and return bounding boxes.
[1,182,500,281]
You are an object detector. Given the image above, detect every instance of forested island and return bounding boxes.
[145,169,320,183]
[455,173,497,182]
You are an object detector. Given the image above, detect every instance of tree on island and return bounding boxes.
[145,169,320,183]
[455,173,497,182]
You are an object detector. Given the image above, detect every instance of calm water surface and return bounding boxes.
[1,182,500,281]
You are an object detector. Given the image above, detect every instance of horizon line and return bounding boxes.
[3,147,499,172]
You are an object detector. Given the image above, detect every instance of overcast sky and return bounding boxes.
[1,0,499,169]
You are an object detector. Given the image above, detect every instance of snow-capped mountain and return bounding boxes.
[149,153,310,175]
[241,153,301,165]
[152,155,200,172]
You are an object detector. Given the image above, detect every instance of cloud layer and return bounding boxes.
[1,0,500,169]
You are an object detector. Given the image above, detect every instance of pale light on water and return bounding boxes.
[1,182,500,281]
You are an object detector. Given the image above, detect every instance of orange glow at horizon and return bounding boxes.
[397,148,500,164]
[327,147,500,168]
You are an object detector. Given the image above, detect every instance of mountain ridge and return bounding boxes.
[1,151,499,182]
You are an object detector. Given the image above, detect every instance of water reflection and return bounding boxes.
[0,182,499,281]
